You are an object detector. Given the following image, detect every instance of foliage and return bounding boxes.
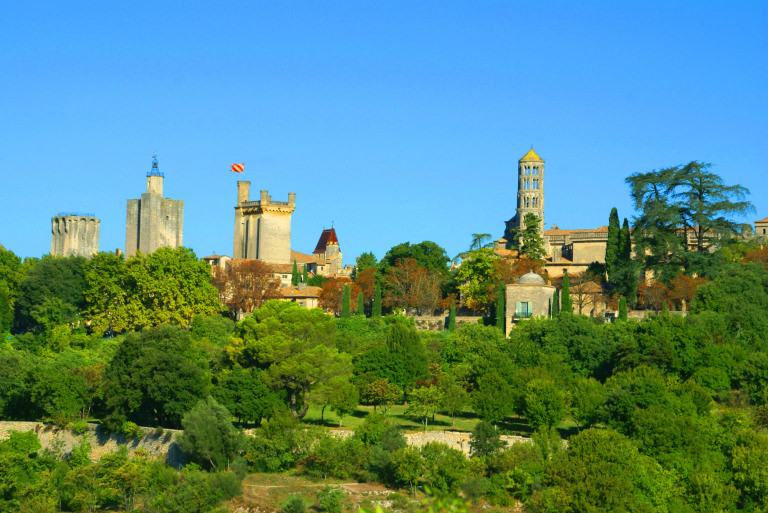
[372,282,382,318]
[472,371,513,423]
[456,248,499,312]
[519,213,545,262]
[470,421,504,458]
[317,485,346,513]
[178,396,246,470]
[356,252,379,272]
[447,299,456,331]
[341,284,351,318]
[406,385,442,431]
[618,296,627,321]
[245,407,320,472]
[319,277,359,315]
[211,258,281,317]
[382,257,442,313]
[560,270,572,314]
[213,366,281,425]
[101,324,210,428]
[291,260,300,286]
[380,241,451,277]
[495,282,505,331]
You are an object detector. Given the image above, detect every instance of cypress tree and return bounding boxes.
[561,270,573,314]
[302,265,308,283]
[552,289,560,316]
[357,291,365,316]
[618,218,637,306]
[618,296,627,321]
[291,260,299,286]
[495,283,505,332]
[341,284,351,318]
[372,283,382,318]
[619,218,632,263]
[661,300,669,315]
[448,299,457,331]
[606,208,620,282]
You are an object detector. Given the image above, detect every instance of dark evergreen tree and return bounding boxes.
[372,282,382,318]
[618,296,628,321]
[519,213,546,262]
[291,260,299,286]
[448,299,456,331]
[302,266,308,284]
[552,289,560,316]
[619,218,632,263]
[605,207,620,281]
[561,270,573,314]
[495,283,505,332]
[357,292,365,316]
[341,284,351,318]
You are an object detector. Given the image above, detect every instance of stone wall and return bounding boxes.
[409,315,483,331]
[0,422,183,467]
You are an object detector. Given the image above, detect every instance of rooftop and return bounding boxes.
[520,147,544,162]
[314,227,340,254]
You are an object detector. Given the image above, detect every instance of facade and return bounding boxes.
[125,156,184,258]
[51,213,100,257]
[233,182,295,264]
[505,272,555,336]
[755,217,768,238]
[281,284,322,309]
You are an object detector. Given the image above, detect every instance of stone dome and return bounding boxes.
[518,272,545,285]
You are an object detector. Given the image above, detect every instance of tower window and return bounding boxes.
[524,167,530,175]
[524,179,530,190]
[532,197,538,207]
[525,197,530,207]
[532,179,538,189]
[532,167,538,174]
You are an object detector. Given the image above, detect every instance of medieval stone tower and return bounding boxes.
[233,181,295,264]
[125,155,184,258]
[51,213,100,257]
[504,148,545,247]
[516,147,545,230]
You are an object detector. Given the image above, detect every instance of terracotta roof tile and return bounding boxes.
[314,228,340,254]
[756,217,768,224]
[291,250,316,264]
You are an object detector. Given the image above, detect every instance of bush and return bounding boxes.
[70,419,89,435]
[121,421,141,439]
[282,495,306,513]
[317,486,346,513]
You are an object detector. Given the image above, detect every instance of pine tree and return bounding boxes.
[341,284,351,318]
[561,270,573,314]
[495,283,505,332]
[372,283,382,318]
[291,260,299,286]
[605,207,620,282]
[618,296,627,321]
[357,292,365,316]
[448,299,457,331]
[302,265,308,283]
[552,289,560,316]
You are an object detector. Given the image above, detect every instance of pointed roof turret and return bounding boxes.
[520,147,544,162]
[313,227,339,254]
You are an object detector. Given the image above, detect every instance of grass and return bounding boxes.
[300,404,579,438]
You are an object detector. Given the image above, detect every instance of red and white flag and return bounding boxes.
[231,163,244,173]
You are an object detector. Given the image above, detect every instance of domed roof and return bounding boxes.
[520,147,544,162]
[518,272,545,285]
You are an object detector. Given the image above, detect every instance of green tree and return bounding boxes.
[406,385,442,431]
[355,252,379,272]
[380,241,451,277]
[302,265,309,284]
[551,289,560,316]
[605,207,621,281]
[14,255,87,332]
[178,396,246,471]
[523,379,567,429]
[420,442,469,494]
[357,291,365,317]
[438,374,469,427]
[291,260,299,286]
[362,379,400,413]
[618,296,628,321]
[473,371,513,424]
[560,270,572,314]
[213,366,281,425]
[0,247,24,312]
[456,248,499,312]
[519,213,545,262]
[341,284,351,318]
[447,299,456,331]
[102,325,210,428]
[232,301,350,418]
[386,323,428,391]
[495,282,505,332]
[470,420,504,458]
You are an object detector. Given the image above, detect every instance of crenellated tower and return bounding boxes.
[233,182,295,264]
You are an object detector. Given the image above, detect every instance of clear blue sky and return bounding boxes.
[2,2,766,263]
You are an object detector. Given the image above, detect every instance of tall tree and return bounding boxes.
[341,284,351,318]
[455,248,499,312]
[552,289,560,316]
[605,207,621,281]
[618,296,628,321]
[357,291,365,317]
[302,265,309,284]
[380,241,450,278]
[447,299,456,331]
[355,252,379,273]
[291,260,299,286]
[318,278,359,315]
[519,213,546,262]
[561,270,573,314]
[495,282,505,332]
[382,258,441,313]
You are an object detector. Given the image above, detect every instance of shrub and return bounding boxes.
[70,420,89,435]
[282,495,306,513]
[121,421,141,439]
[317,486,345,513]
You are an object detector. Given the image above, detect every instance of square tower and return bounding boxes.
[233,181,295,264]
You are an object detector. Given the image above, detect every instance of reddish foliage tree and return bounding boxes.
[382,258,441,313]
[667,274,708,310]
[637,280,669,311]
[319,277,361,314]
[743,246,768,269]
[354,268,378,303]
[211,260,282,317]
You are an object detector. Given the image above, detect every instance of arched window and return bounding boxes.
[532,179,538,189]
[532,197,538,207]
[524,179,530,190]
[525,197,530,207]
[532,166,538,175]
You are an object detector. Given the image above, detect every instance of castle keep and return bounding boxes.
[125,156,184,258]
[51,213,100,257]
[233,181,295,264]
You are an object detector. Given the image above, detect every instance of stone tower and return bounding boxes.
[125,155,184,258]
[51,213,100,257]
[233,181,295,264]
[312,227,343,275]
[516,147,545,230]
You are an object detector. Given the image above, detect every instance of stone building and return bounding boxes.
[505,272,555,336]
[308,227,343,276]
[505,147,545,239]
[755,217,768,238]
[51,213,100,257]
[233,182,295,264]
[125,155,184,258]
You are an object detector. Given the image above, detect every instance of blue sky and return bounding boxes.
[2,2,766,263]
